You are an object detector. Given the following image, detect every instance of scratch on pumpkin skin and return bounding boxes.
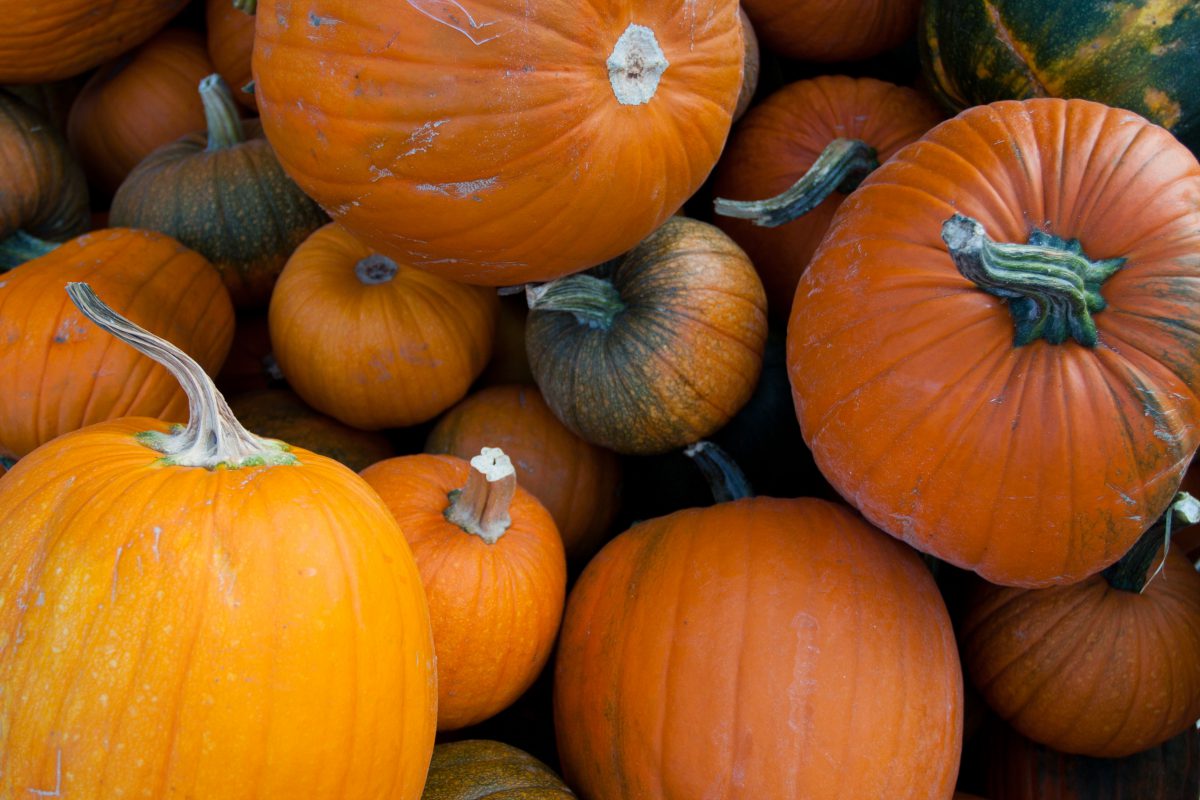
[415,176,500,198]
[110,545,124,603]
[405,0,507,45]
[28,748,62,797]
[1107,483,1138,507]
[982,0,1049,95]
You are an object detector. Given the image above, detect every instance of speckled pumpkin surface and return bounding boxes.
[421,740,574,799]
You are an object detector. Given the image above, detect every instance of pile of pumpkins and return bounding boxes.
[1,0,1198,798]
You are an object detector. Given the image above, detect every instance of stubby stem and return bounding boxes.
[0,230,60,270]
[200,74,246,151]
[1103,492,1199,593]
[942,214,1124,347]
[65,283,295,469]
[684,440,753,503]
[713,138,879,228]
[444,447,516,544]
[356,254,398,285]
[233,0,257,14]
[526,274,625,330]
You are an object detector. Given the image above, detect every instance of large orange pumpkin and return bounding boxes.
[252,0,744,284]
[0,284,437,798]
[361,449,566,730]
[788,98,1200,587]
[555,497,963,799]
[0,228,234,459]
[739,0,921,62]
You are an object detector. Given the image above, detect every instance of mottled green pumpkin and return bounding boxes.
[109,74,326,308]
[920,0,1200,152]
[421,740,575,800]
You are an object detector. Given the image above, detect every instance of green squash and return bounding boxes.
[421,740,575,800]
[920,0,1200,152]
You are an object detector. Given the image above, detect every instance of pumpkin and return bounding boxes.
[229,389,394,472]
[526,216,767,455]
[422,740,574,799]
[960,494,1200,758]
[3,77,84,132]
[479,291,535,387]
[361,449,566,730]
[66,28,214,198]
[426,384,620,562]
[985,723,1199,800]
[787,98,1200,587]
[739,0,921,62]
[109,74,327,309]
[270,223,498,430]
[252,0,743,285]
[206,0,257,111]
[712,76,943,317]
[555,496,963,799]
[733,8,760,123]
[0,228,234,459]
[0,283,437,798]
[214,311,280,395]
[0,0,188,83]
[0,91,89,257]
[920,0,1200,153]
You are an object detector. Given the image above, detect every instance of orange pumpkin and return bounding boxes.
[788,98,1200,587]
[733,8,760,123]
[215,311,278,395]
[478,292,534,387]
[555,497,963,799]
[740,0,921,62]
[253,0,744,285]
[0,284,436,798]
[0,228,233,459]
[361,449,566,730]
[206,0,257,111]
[66,28,214,197]
[426,384,620,562]
[270,223,498,430]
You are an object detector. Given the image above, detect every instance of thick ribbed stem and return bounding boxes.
[356,254,398,285]
[233,0,256,14]
[0,230,59,270]
[200,74,245,151]
[942,214,1124,347]
[444,447,517,544]
[1103,492,1200,593]
[684,440,753,503]
[525,274,625,330]
[65,283,295,469]
[714,139,879,228]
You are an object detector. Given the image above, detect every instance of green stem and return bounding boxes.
[1103,491,1199,593]
[526,274,626,330]
[713,138,879,228]
[684,440,753,503]
[232,0,256,14]
[200,74,245,151]
[0,230,60,270]
[941,214,1124,347]
[444,447,515,544]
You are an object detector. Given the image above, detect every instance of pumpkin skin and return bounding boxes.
[270,223,498,430]
[740,0,921,62]
[555,497,964,800]
[0,0,188,83]
[733,8,759,123]
[920,0,1200,153]
[787,98,1200,588]
[361,453,566,731]
[0,228,234,459]
[712,76,942,318]
[479,292,535,387]
[0,91,89,245]
[253,0,743,285]
[426,384,621,562]
[229,389,394,472]
[526,216,767,455]
[206,0,257,111]
[66,28,214,198]
[4,77,84,132]
[422,740,575,799]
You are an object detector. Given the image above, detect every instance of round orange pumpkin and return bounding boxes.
[0,283,436,798]
[252,0,744,285]
[426,385,620,562]
[555,497,963,799]
[361,449,566,730]
[0,228,234,459]
[206,0,257,111]
[739,0,921,62]
[788,98,1200,587]
[270,223,498,430]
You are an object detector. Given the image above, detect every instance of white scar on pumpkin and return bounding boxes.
[415,176,500,198]
[406,0,506,45]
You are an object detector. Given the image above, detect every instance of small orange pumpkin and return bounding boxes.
[206,0,257,111]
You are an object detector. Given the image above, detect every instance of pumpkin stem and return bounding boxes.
[232,0,256,14]
[525,274,625,330]
[64,283,296,469]
[200,74,246,151]
[1103,491,1199,594]
[713,138,879,227]
[942,214,1124,347]
[355,254,399,285]
[684,440,753,502]
[0,230,60,270]
[444,447,516,544]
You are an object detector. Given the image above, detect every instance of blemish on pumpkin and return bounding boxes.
[1143,87,1182,129]
[982,0,1050,95]
[406,0,506,45]
[28,748,62,797]
[415,176,500,198]
[110,545,124,603]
